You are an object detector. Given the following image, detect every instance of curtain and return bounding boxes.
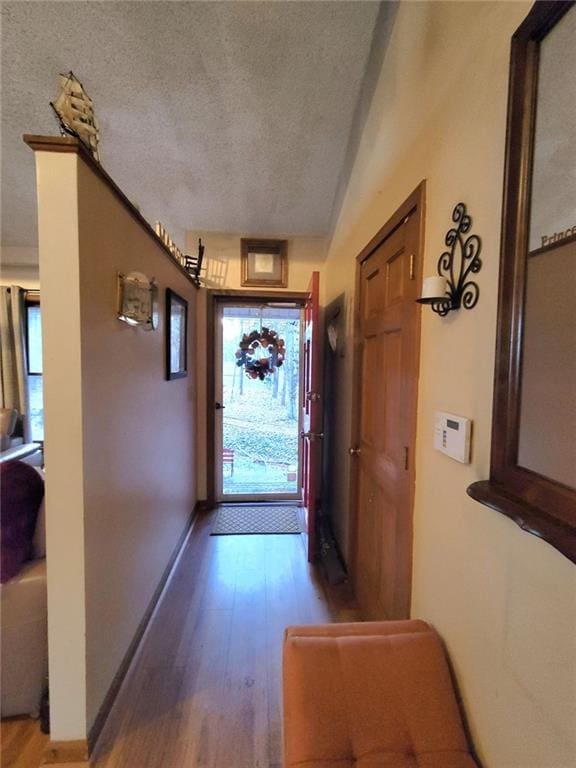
[0,286,31,442]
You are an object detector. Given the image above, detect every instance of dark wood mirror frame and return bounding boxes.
[467,0,576,564]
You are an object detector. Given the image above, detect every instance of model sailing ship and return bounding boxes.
[50,71,100,162]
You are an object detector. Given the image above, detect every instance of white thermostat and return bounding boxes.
[434,411,472,463]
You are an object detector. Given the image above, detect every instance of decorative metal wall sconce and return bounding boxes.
[417,202,482,316]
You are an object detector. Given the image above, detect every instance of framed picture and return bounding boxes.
[165,289,188,380]
[241,238,288,288]
[117,272,158,330]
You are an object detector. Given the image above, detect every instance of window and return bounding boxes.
[26,298,44,442]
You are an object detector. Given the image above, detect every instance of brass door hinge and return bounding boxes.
[301,430,325,442]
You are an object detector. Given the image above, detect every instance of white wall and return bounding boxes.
[34,148,197,741]
[0,246,40,289]
[323,2,576,766]
[35,152,87,742]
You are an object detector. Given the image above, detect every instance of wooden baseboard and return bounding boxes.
[86,506,197,752]
[42,739,89,765]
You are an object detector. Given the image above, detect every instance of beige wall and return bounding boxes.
[323,3,576,767]
[0,246,40,289]
[186,230,327,293]
[187,230,326,500]
[78,162,197,732]
[34,150,197,740]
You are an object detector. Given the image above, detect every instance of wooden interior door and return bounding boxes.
[351,194,423,619]
[301,271,321,562]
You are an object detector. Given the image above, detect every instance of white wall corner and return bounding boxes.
[34,150,88,741]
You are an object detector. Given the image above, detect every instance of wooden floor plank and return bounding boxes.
[264,535,301,765]
[90,513,358,767]
[0,717,48,768]
[5,509,358,768]
[94,513,359,767]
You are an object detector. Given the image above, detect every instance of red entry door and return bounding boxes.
[301,271,321,562]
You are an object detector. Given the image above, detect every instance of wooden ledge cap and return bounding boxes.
[24,134,83,154]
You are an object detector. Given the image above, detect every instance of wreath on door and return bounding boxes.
[235,327,286,380]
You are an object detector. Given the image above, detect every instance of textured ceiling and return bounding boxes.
[1,0,383,250]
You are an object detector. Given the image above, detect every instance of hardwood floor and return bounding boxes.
[0,717,48,768]
[89,510,358,767]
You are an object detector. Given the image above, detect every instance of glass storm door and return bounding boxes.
[215,303,302,501]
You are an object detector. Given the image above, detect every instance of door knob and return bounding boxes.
[348,446,361,456]
[215,402,225,410]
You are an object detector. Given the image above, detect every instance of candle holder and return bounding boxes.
[417,202,482,316]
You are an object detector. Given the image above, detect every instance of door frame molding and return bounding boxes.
[205,288,308,506]
[348,181,426,612]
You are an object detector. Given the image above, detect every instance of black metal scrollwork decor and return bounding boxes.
[420,203,482,316]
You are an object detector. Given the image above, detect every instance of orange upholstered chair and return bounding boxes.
[283,621,479,768]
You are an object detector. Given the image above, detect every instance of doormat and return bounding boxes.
[211,505,302,535]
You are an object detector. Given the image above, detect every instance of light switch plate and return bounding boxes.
[434,411,472,463]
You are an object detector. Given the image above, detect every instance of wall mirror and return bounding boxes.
[468,0,576,563]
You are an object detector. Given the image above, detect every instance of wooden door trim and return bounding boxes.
[355,183,426,265]
[348,181,426,609]
[301,272,321,562]
[210,288,308,302]
[205,289,308,505]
